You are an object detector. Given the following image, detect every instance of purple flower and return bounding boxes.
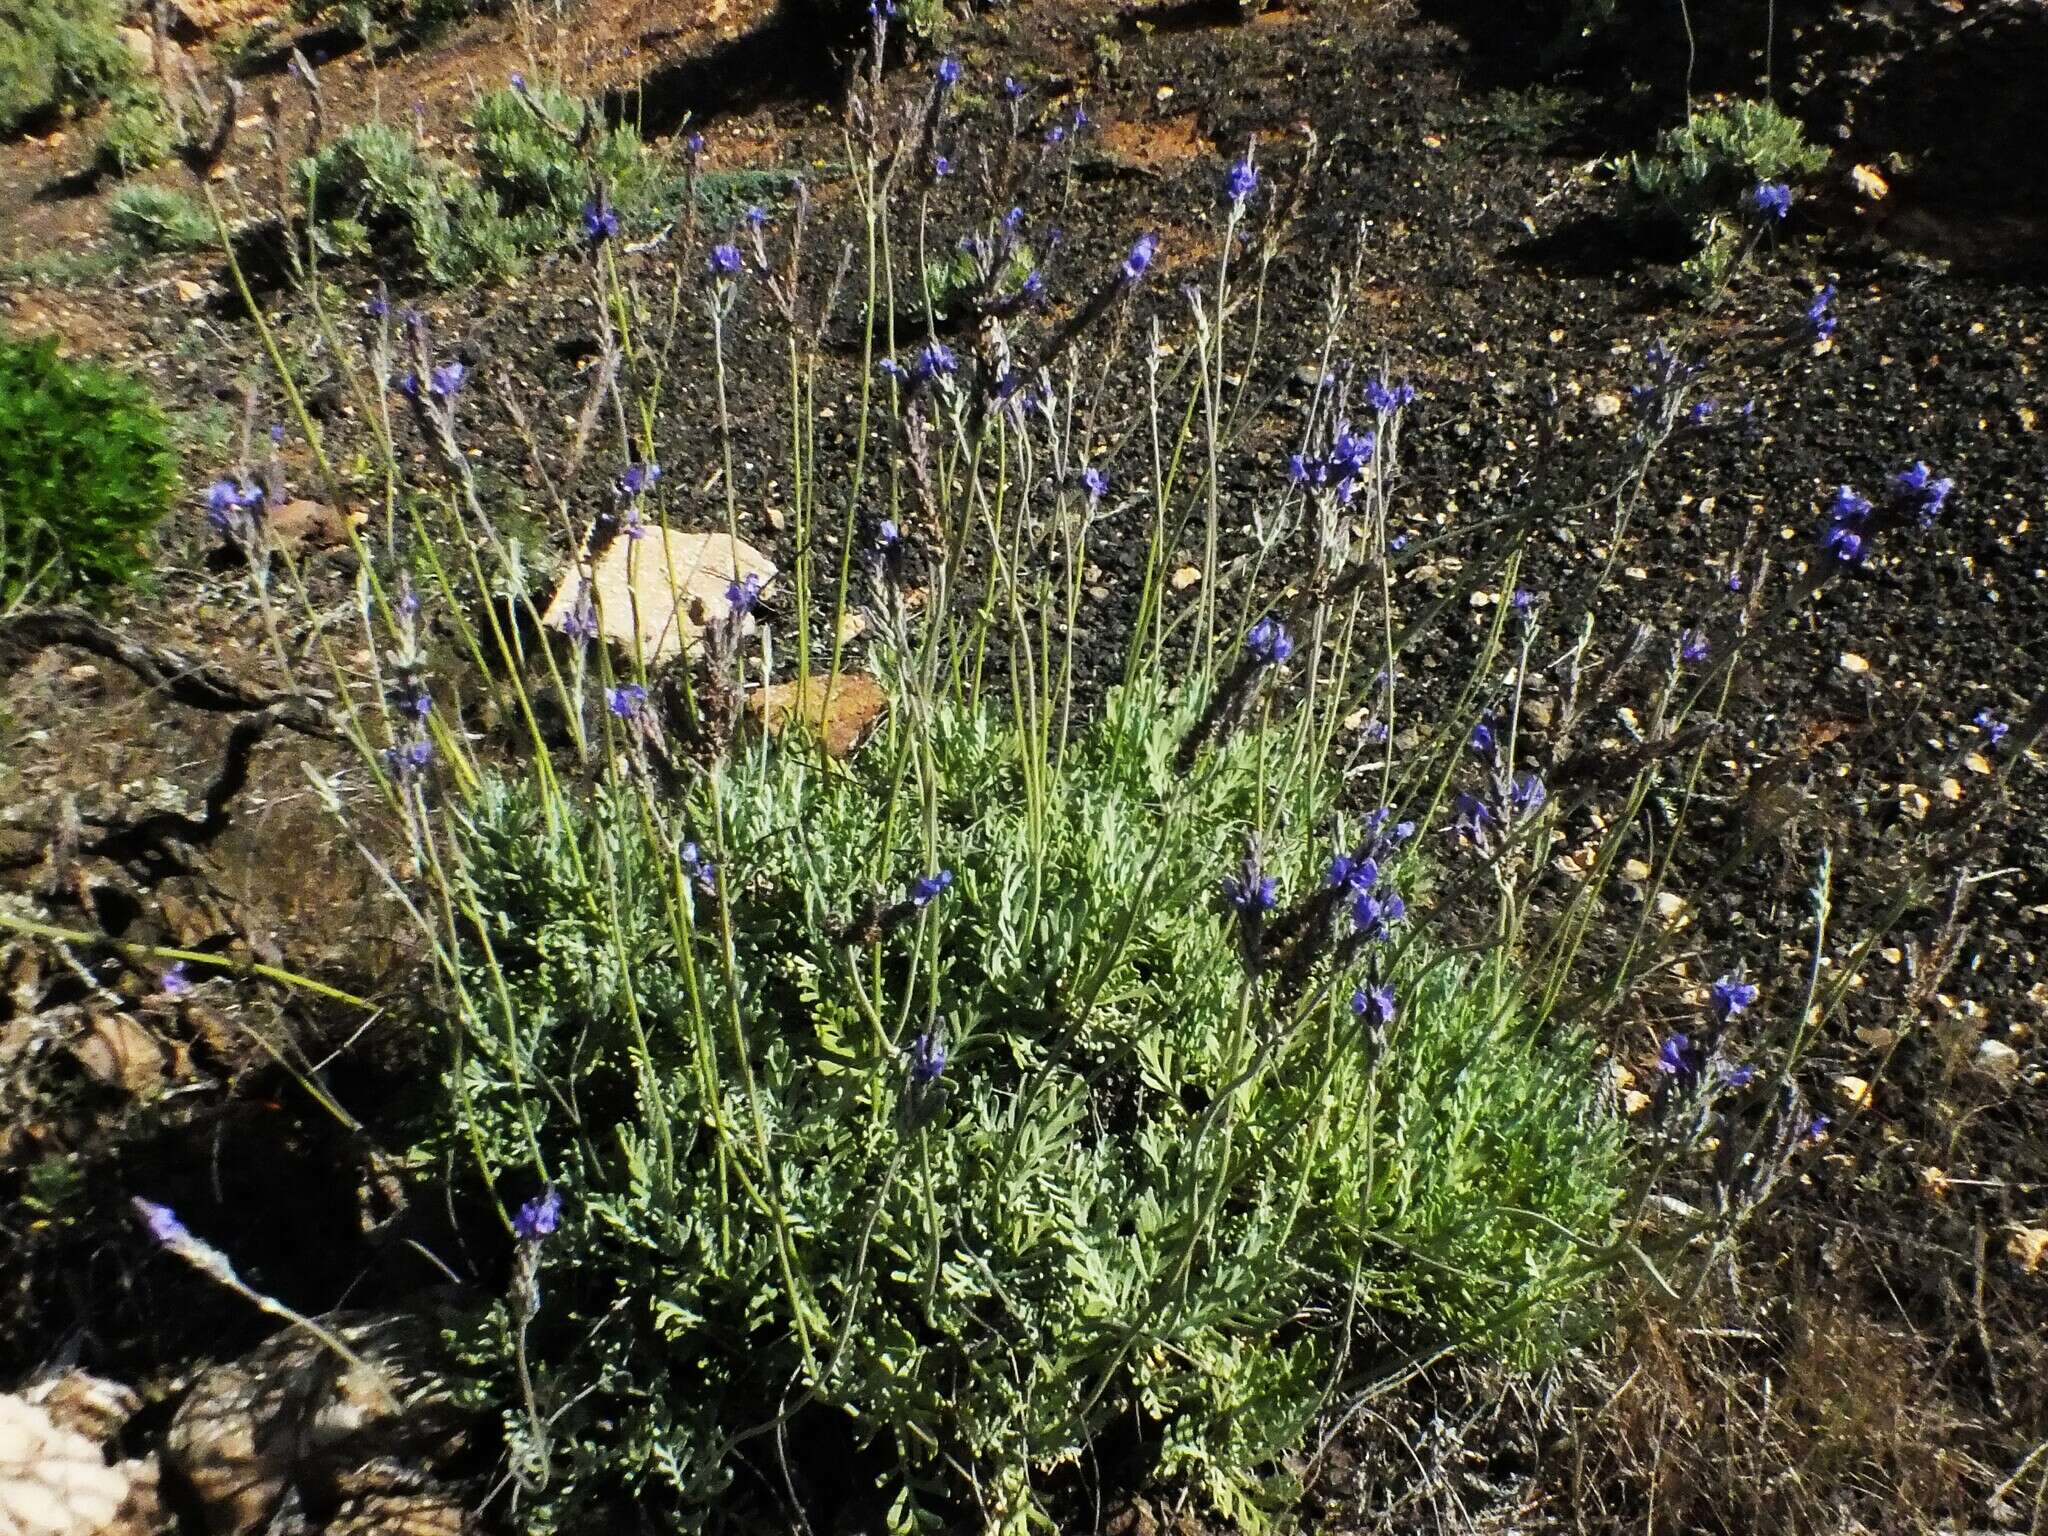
[1721,1063,1758,1088]
[1452,792,1495,850]
[561,586,598,643]
[1656,1031,1708,1090]
[1364,377,1418,414]
[910,869,955,907]
[1002,75,1025,99]
[1687,398,1718,427]
[133,1198,191,1247]
[1468,718,1498,764]
[877,518,901,549]
[684,132,705,157]
[708,243,743,277]
[1679,628,1710,664]
[1351,886,1406,941]
[1710,971,1758,1023]
[616,461,660,498]
[513,1185,561,1242]
[1043,126,1065,146]
[934,154,952,177]
[745,204,767,230]
[908,1030,947,1086]
[1221,856,1279,914]
[383,738,433,777]
[607,683,647,718]
[1223,157,1257,206]
[726,573,763,615]
[205,478,263,532]
[1121,233,1158,282]
[160,961,193,996]
[1329,854,1379,891]
[1244,616,1293,666]
[935,55,961,87]
[916,341,957,379]
[1080,465,1108,502]
[1509,772,1546,818]
[1750,181,1792,220]
[582,200,619,244]
[1802,1113,1831,1143]
[1822,484,1873,562]
[1894,460,1953,527]
[1974,708,2008,746]
[509,69,527,94]
[1510,587,1537,613]
[1807,283,1838,341]
[1352,982,1396,1029]
[1004,205,1025,231]
[680,840,716,892]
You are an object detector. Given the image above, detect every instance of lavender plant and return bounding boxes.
[143,29,1880,1534]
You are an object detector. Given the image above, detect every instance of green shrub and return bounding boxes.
[428,679,1622,1531]
[1626,99,1827,291]
[470,85,663,229]
[303,119,542,286]
[0,335,177,605]
[108,183,215,252]
[305,96,670,286]
[924,236,1036,316]
[0,0,135,135]
[691,166,801,230]
[94,87,175,177]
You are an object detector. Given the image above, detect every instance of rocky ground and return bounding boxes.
[2,0,2045,1530]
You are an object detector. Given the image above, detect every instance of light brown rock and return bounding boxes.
[0,1395,138,1536]
[542,529,775,665]
[746,674,887,758]
[67,1013,165,1095]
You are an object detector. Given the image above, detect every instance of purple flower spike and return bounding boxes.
[513,1185,561,1242]
[1750,181,1792,220]
[1452,792,1495,850]
[725,573,763,615]
[1244,617,1293,666]
[1974,708,2008,747]
[708,243,743,277]
[908,1030,947,1086]
[607,683,647,719]
[1352,983,1396,1029]
[160,961,193,996]
[1656,1031,1707,1090]
[1710,971,1758,1023]
[1680,628,1710,664]
[582,200,618,244]
[936,56,961,86]
[1121,233,1158,282]
[1223,158,1257,206]
[133,1198,191,1247]
[1080,466,1108,502]
[910,869,955,907]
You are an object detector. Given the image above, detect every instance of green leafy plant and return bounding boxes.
[94,86,175,176]
[0,334,177,606]
[923,236,1036,317]
[1626,99,1828,292]
[0,0,134,135]
[470,85,664,229]
[417,671,1622,1531]
[108,183,214,251]
[303,119,543,285]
